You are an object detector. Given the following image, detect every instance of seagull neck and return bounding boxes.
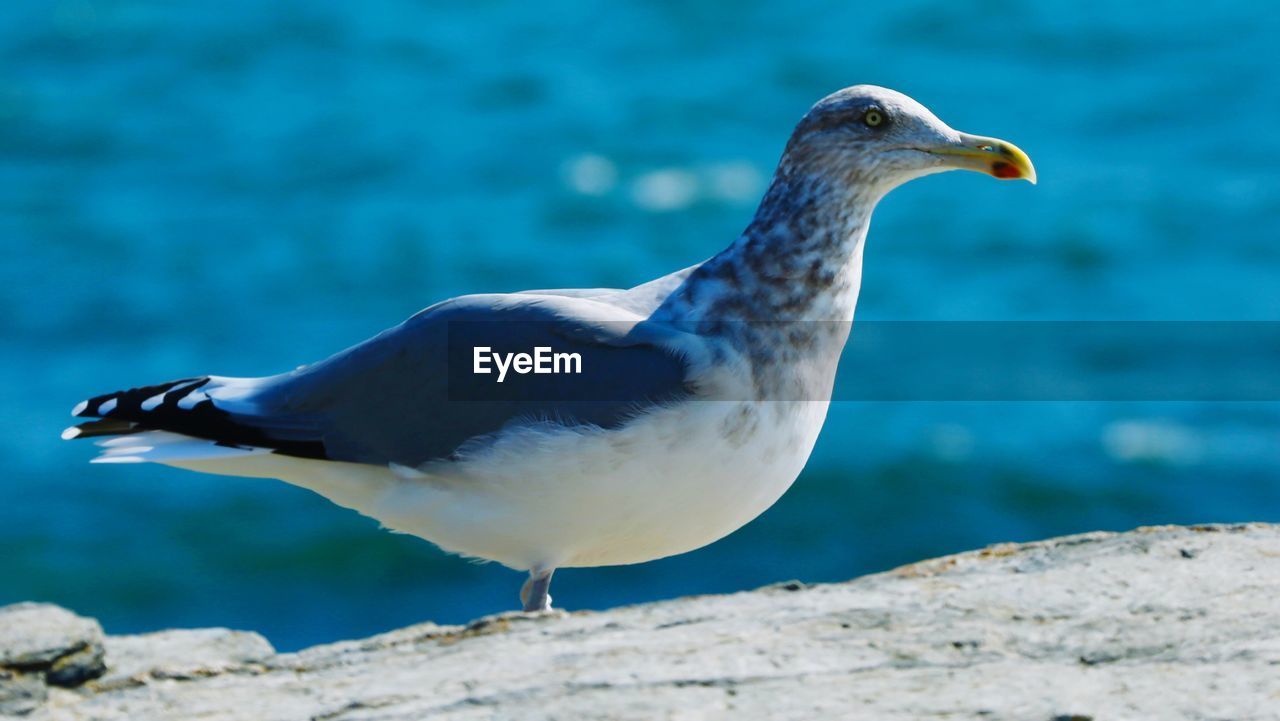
[663,170,874,324]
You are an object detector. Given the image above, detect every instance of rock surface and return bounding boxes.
[0,605,105,716]
[3,524,1278,720]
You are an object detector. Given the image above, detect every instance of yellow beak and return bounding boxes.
[923,132,1037,184]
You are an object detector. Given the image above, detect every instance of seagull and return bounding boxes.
[63,86,1034,613]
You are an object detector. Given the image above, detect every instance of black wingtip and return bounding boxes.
[61,418,141,441]
[64,378,208,441]
[64,376,328,460]
[71,378,206,420]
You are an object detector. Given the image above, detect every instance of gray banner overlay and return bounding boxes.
[446,321,1280,402]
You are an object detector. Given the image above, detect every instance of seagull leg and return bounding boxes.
[519,567,555,612]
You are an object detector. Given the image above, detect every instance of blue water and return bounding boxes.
[3,1,1278,651]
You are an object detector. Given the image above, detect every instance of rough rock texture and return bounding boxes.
[4,524,1279,720]
[0,605,106,716]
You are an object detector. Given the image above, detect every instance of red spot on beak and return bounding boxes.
[991,161,1021,179]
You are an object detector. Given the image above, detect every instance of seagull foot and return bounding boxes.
[520,567,555,612]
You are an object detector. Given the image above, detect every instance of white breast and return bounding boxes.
[361,398,832,570]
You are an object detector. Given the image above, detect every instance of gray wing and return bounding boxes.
[213,294,694,466]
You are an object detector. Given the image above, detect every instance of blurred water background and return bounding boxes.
[2,1,1278,650]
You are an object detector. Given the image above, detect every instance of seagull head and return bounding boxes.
[782,85,1036,197]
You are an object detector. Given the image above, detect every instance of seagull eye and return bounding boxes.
[862,108,885,128]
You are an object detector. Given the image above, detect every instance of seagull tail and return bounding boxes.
[62,375,326,463]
